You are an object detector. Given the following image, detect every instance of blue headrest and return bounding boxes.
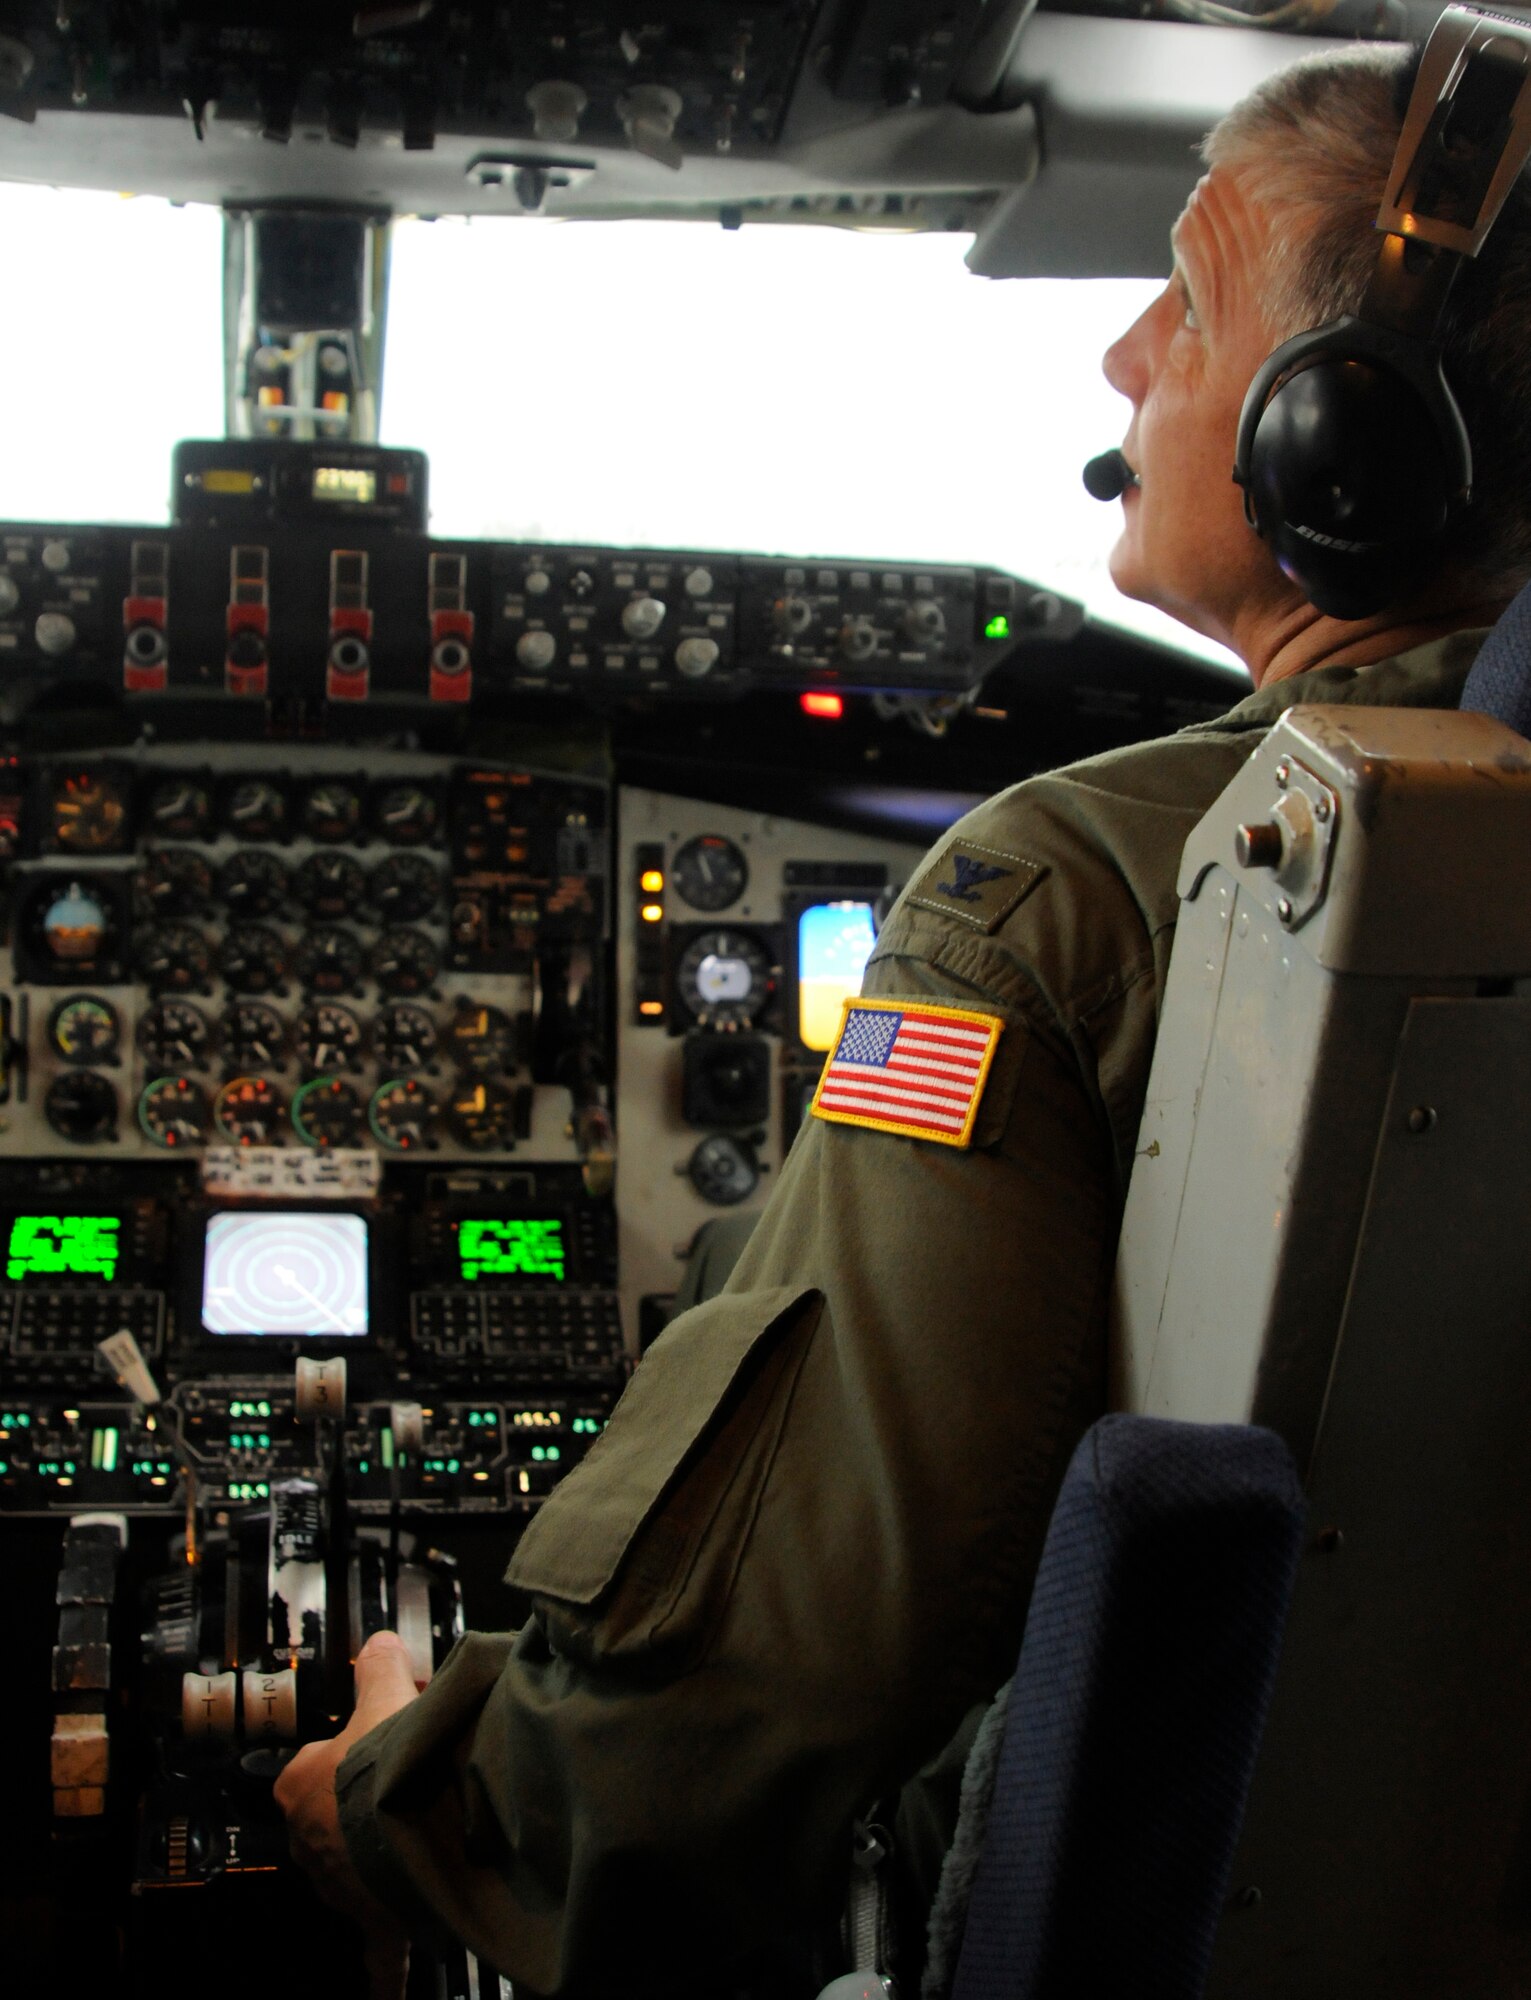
[1460,576,1531,736]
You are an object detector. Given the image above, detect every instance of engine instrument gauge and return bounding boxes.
[302,781,363,844]
[675,928,773,1026]
[44,1069,117,1144]
[49,994,120,1065]
[369,1077,437,1150]
[293,926,365,994]
[372,926,439,997]
[52,772,129,853]
[672,834,748,912]
[369,851,441,922]
[213,1076,286,1145]
[145,778,212,840]
[138,1075,210,1148]
[219,923,287,994]
[292,1075,366,1147]
[139,848,213,917]
[137,999,212,1070]
[136,923,212,992]
[687,1132,760,1206]
[222,1002,286,1070]
[372,783,439,845]
[445,1001,517,1075]
[294,851,366,919]
[446,1076,518,1151]
[224,779,287,841]
[374,1002,437,1072]
[218,849,288,918]
[294,1002,364,1071]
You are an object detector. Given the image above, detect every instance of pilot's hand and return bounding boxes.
[275,1629,422,2000]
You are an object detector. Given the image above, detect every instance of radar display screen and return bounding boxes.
[798,901,877,1052]
[5,1215,121,1284]
[456,1218,567,1285]
[203,1211,369,1337]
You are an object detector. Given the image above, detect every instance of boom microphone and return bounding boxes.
[1082,449,1140,501]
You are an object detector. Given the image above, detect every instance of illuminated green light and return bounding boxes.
[458,1218,566,1284]
[3,1412,32,1429]
[984,614,1011,641]
[101,1428,118,1472]
[6,1215,120,1282]
[0,1461,8,1475]
[546,1446,560,1463]
[381,1428,395,1469]
[357,1458,369,1474]
[531,1446,544,1461]
[447,1458,460,1475]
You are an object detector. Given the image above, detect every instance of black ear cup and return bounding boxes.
[1234,317,1473,619]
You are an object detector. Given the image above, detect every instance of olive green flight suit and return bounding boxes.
[338,635,1483,1995]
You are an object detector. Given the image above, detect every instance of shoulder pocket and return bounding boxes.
[506,1284,821,1647]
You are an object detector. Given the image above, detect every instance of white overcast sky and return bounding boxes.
[0,185,1239,672]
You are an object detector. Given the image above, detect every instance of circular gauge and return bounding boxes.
[292,1075,366,1147]
[222,1002,286,1071]
[137,999,212,1070]
[294,1002,364,1071]
[372,783,439,845]
[374,1002,437,1072]
[213,1076,286,1145]
[675,928,773,1026]
[224,779,287,841]
[49,994,120,1066]
[372,926,439,997]
[145,778,212,840]
[45,1069,117,1144]
[370,852,441,923]
[445,1001,517,1075]
[138,1075,210,1149]
[687,1132,760,1206]
[218,849,288,918]
[672,834,748,912]
[136,922,211,993]
[140,848,213,918]
[292,926,365,994]
[52,772,128,854]
[41,880,110,965]
[369,1077,437,1151]
[302,781,363,844]
[219,923,287,994]
[446,1076,519,1151]
[294,851,366,920]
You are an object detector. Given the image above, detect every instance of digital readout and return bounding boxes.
[458,1218,566,1283]
[312,465,377,505]
[6,1215,121,1283]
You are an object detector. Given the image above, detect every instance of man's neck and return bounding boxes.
[1240,597,1507,689]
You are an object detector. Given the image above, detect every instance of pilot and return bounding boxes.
[276,34,1531,2000]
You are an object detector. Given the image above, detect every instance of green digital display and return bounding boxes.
[458,1218,566,1284]
[6,1215,120,1283]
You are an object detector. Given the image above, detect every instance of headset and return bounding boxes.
[1233,5,1531,619]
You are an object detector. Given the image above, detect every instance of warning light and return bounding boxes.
[256,387,286,408]
[640,902,664,924]
[640,869,664,894]
[800,691,844,721]
[321,391,350,414]
[985,614,1012,641]
[639,1000,664,1017]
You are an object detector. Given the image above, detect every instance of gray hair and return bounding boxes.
[1206,43,1531,603]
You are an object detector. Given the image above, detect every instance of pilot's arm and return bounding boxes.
[284,761,1214,1993]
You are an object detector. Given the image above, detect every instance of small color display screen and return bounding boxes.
[203,1211,369,1337]
[5,1215,121,1283]
[798,901,877,1051]
[312,465,377,505]
[457,1218,567,1284]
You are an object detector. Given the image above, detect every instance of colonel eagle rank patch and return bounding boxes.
[811,997,1003,1148]
[906,838,1045,934]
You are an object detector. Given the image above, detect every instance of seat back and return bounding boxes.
[1111,693,1531,1997]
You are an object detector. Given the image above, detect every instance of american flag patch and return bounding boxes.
[810,997,1003,1148]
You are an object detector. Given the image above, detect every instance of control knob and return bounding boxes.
[839,618,879,663]
[41,539,71,574]
[516,630,557,672]
[773,596,813,638]
[35,611,77,656]
[684,568,714,599]
[675,637,720,679]
[0,572,18,617]
[621,596,666,641]
[902,599,946,645]
[524,568,552,596]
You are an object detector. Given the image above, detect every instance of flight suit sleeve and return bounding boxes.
[335,932,1118,1996]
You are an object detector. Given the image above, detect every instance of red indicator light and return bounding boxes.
[800,691,844,720]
